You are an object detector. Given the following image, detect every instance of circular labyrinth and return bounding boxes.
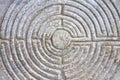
[0,0,120,80]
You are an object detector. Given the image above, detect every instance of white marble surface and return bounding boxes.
[0,0,120,80]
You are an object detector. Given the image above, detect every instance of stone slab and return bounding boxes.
[0,0,120,80]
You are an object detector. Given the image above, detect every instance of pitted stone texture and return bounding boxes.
[0,0,120,80]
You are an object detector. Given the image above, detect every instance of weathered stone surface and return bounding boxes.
[0,0,120,80]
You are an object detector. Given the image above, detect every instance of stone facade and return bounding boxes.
[0,0,120,80]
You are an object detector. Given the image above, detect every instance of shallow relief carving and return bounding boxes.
[0,0,120,80]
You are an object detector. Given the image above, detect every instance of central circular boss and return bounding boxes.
[51,29,71,50]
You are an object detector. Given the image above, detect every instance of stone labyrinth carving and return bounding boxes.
[0,0,120,80]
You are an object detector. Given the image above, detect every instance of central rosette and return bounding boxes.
[51,29,71,50]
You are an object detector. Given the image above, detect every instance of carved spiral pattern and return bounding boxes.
[0,0,120,80]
